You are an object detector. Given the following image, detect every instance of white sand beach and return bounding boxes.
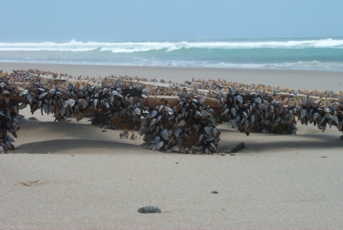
[1,63,343,229]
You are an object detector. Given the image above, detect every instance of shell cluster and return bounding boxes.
[141,93,221,154]
[137,206,161,214]
[0,78,24,153]
[0,69,343,154]
[222,89,343,136]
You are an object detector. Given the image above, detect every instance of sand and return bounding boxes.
[1,63,343,229]
[1,62,343,91]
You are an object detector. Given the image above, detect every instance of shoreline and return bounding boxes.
[2,61,343,73]
[1,62,343,92]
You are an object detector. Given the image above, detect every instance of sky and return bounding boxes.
[1,0,343,42]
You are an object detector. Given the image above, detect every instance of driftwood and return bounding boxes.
[0,69,343,154]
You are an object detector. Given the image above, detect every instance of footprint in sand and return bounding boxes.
[17,180,75,187]
[18,180,44,187]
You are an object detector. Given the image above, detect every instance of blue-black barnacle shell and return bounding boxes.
[138,206,161,213]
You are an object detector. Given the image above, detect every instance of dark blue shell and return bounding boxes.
[138,206,161,213]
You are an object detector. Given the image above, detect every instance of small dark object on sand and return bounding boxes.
[211,191,218,194]
[138,206,161,214]
[224,142,245,155]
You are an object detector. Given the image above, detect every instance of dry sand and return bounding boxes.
[1,63,343,229]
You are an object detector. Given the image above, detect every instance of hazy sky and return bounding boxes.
[1,0,343,42]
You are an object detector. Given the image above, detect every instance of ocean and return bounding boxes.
[0,37,342,72]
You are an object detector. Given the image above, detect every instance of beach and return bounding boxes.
[1,63,343,229]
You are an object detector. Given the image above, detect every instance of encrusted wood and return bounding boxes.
[0,69,342,154]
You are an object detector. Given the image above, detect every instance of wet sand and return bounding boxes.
[1,63,343,229]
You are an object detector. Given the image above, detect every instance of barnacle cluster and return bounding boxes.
[1,69,342,154]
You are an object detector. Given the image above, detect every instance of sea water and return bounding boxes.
[0,37,342,72]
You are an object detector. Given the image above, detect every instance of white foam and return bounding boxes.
[1,57,342,72]
[1,38,342,52]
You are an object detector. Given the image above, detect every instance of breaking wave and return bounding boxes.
[1,37,342,71]
[1,38,343,53]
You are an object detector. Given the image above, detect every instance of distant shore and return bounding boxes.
[1,62,342,92]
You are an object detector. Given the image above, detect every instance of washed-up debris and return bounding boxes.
[1,68,343,154]
[224,142,245,155]
[138,206,161,214]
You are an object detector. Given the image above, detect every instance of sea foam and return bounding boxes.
[1,38,342,53]
[0,38,342,71]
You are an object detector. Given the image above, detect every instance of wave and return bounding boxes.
[1,38,343,53]
[1,57,342,72]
